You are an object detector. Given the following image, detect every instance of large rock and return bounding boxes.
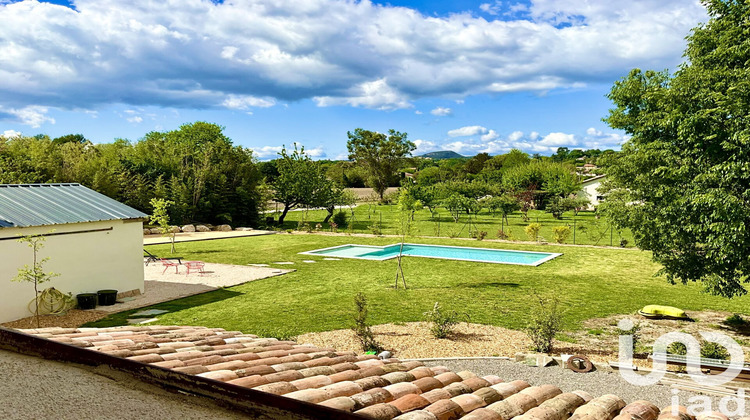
[235,227,254,231]
[143,229,152,235]
[149,228,162,235]
[181,224,196,232]
[196,225,210,232]
[217,224,232,232]
[169,225,181,233]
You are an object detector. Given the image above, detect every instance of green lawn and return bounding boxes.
[87,234,750,337]
[274,206,635,247]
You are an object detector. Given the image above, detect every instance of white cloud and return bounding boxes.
[222,94,275,110]
[1,105,55,127]
[313,79,411,110]
[481,129,500,142]
[508,130,524,141]
[127,116,143,123]
[539,132,577,147]
[448,125,488,137]
[414,139,438,153]
[305,146,327,158]
[415,110,423,115]
[0,0,706,112]
[430,106,452,116]
[2,129,21,138]
[250,146,284,159]
[251,144,326,160]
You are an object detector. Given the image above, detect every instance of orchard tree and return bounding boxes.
[273,144,336,224]
[346,128,416,201]
[602,0,750,297]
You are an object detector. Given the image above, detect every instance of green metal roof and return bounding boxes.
[0,183,148,228]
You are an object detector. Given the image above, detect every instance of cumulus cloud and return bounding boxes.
[0,105,55,127]
[250,146,284,159]
[222,95,276,110]
[430,107,452,116]
[250,143,326,160]
[2,129,21,138]
[0,0,706,113]
[448,125,488,137]
[538,132,577,147]
[480,129,499,142]
[414,139,438,154]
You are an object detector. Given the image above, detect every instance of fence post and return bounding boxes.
[610,222,613,246]
[573,215,576,245]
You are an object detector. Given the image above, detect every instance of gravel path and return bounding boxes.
[0,349,245,420]
[421,359,743,414]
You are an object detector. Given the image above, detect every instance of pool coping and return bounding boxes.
[299,243,562,266]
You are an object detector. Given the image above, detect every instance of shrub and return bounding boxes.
[333,211,348,227]
[525,295,563,353]
[723,314,749,328]
[667,340,730,360]
[552,226,571,244]
[476,231,487,241]
[621,321,642,351]
[701,342,730,360]
[525,223,542,242]
[619,238,629,248]
[497,229,509,240]
[351,293,383,353]
[423,302,469,339]
[369,222,382,235]
[329,221,338,232]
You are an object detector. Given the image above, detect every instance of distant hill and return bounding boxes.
[419,150,465,160]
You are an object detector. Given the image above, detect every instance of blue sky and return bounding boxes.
[0,0,707,160]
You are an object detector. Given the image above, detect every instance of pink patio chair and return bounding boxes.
[161,258,180,274]
[185,261,205,276]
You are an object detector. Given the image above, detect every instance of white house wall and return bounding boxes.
[581,179,603,209]
[0,219,144,323]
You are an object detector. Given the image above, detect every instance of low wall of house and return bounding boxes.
[0,220,144,323]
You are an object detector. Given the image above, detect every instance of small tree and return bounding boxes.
[351,293,383,353]
[13,233,59,328]
[526,294,563,354]
[150,198,176,253]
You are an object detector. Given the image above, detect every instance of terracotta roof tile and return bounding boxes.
[19,325,684,420]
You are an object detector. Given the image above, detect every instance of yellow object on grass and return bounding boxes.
[638,305,689,320]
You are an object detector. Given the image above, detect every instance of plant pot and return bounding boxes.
[97,289,118,306]
[76,293,98,310]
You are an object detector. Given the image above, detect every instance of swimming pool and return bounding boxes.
[300,243,561,266]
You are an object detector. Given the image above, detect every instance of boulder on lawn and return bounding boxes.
[217,224,232,232]
[181,224,196,232]
[196,225,210,232]
[149,228,162,235]
[143,229,152,235]
[235,227,254,231]
[169,226,181,233]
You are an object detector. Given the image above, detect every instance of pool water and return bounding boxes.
[300,243,561,266]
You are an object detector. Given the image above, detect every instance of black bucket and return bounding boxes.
[76,293,98,310]
[97,290,118,306]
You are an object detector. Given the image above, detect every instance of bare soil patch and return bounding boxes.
[2,309,108,329]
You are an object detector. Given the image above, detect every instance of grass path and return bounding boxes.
[88,234,750,337]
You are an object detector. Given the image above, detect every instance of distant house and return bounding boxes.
[579,175,606,210]
[0,183,147,323]
[582,163,598,172]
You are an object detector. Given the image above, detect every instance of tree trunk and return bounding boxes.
[323,206,335,223]
[278,204,292,224]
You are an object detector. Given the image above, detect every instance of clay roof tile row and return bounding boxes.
[19,326,688,420]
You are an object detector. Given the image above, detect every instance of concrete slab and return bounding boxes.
[96,263,294,313]
[131,309,168,317]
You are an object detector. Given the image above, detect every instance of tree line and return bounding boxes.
[0,122,262,226]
